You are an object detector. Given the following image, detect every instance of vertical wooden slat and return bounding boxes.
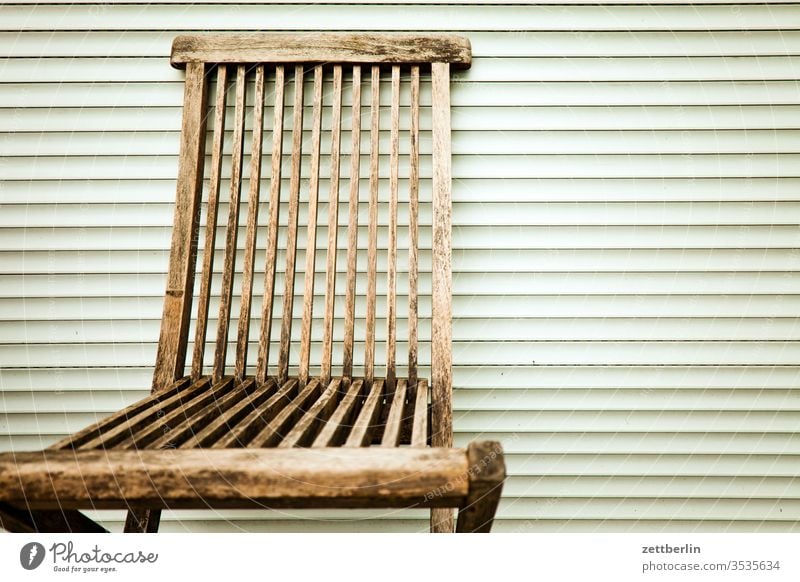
[342,65,362,379]
[430,61,454,534]
[407,65,420,388]
[298,65,324,386]
[364,65,380,386]
[235,64,266,380]
[410,378,428,447]
[277,65,305,384]
[321,65,343,385]
[255,65,286,385]
[212,64,247,383]
[151,61,208,392]
[386,65,400,391]
[191,65,227,381]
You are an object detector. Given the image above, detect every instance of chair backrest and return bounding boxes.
[152,33,470,446]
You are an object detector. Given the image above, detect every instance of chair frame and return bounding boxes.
[0,33,505,534]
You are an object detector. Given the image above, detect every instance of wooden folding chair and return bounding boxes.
[0,33,505,534]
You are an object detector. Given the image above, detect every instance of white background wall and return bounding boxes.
[2,1,800,532]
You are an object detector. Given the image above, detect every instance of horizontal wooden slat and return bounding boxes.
[171,34,471,68]
[0,448,470,509]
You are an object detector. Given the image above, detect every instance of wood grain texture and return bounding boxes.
[77,378,212,451]
[49,377,191,450]
[430,61,454,535]
[312,378,364,447]
[235,64,266,380]
[277,65,305,384]
[364,65,380,385]
[411,378,429,447]
[455,441,506,533]
[147,378,255,450]
[321,64,343,385]
[213,64,247,382]
[178,377,277,449]
[299,65,324,386]
[255,65,286,384]
[345,378,384,447]
[151,61,208,393]
[211,377,299,448]
[342,65,362,379]
[247,378,323,447]
[407,65,420,388]
[171,33,472,69]
[0,448,470,510]
[386,65,400,391]
[279,377,342,448]
[380,378,407,447]
[191,64,227,381]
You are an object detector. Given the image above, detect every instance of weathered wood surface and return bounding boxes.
[213,64,247,382]
[278,65,305,384]
[235,64,266,381]
[456,441,506,533]
[364,65,380,385]
[0,448,469,509]
[191,64,227,381]
[150,62,208,393]
[342,65,362,379]
[171,33,472,69]
[255,65,286,384]
[299,65,324,386]
[430,61,455,534]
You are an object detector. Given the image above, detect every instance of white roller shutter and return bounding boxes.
[1,2,799,532]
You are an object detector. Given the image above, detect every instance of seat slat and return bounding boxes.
[256,65,286,385]
[277,65,305,384]
[321,64,343,386]
[213,63,247,382]
[115,377,235,449]
[191,64,227,381]
[342,65,362,379]
[248,378,323,447]
[235,64,266,381]
[312,378,364,447]
[364,65,381,385]
[411,378,429,447]
[178,377,278,449]
[212,377,299,449]
[345,379,385,447]
[386,65,400,391]
[408,65,420,387]
[381,378,407,447]
[77,377,212,451]
[48,377,192,451]
[299,65,324,386]
[146,378,256,450]
[279,377,343,448]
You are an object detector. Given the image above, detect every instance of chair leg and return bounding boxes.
[0,502,107,533]
[430,508,454,533]
[455,441,506,533]
[124,509,161,533]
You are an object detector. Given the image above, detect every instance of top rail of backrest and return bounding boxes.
[170,33,471,69]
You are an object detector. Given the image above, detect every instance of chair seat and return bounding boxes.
[50,375,429,453]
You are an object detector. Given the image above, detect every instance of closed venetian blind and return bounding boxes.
[1,2,799,532]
